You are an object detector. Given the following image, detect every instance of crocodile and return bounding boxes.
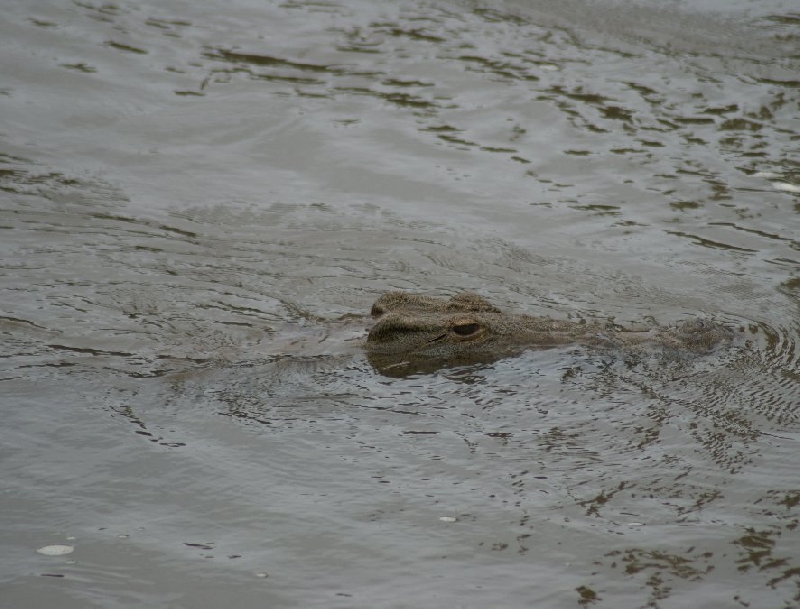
[365,291,733,374]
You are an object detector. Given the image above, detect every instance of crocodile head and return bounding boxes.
[364,292,594,375]
[366,292,508,356]
[364,291,734,376]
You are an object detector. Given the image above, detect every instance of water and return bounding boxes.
[1,0,798,607]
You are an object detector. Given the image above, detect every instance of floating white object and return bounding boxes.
[439,516,457,522]
[37,545,74,556]
[773,182,800,193]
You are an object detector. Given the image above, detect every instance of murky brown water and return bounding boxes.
[1,0,799,607]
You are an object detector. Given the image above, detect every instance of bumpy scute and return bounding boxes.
[370,291,501,317]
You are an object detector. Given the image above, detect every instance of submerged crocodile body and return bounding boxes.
[366,291,732,373]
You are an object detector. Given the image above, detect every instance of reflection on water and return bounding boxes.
[1,0,799,607]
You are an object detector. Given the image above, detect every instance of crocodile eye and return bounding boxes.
[453,323,480,336]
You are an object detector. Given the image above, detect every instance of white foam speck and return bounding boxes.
[37,545,74,556]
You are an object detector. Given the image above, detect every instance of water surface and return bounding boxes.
[1,0,799,607]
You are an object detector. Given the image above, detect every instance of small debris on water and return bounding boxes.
[439,516,457,523]
[773,182,800,193]
[627,522,644,526]
[185,542,214,550]
[255,572,269,578]
[37,545,74,556]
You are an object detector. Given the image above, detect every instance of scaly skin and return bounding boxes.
[366,291,732,358]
